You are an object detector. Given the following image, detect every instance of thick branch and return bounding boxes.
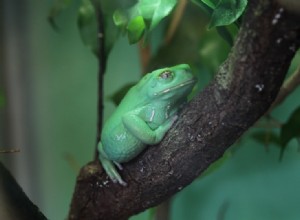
[69,1,300,219]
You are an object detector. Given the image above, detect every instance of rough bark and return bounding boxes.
[69,0,300,219]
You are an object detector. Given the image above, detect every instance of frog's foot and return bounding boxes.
[99,154,127,186]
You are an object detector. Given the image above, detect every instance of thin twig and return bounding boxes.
[255,114,282,128]
[0,148,20,153]
[271,64,300,109]
[165,0,187,44]
[254,65,300,127]
[138,41,151,73]
[92,0,107,161]
[63,152,81,173]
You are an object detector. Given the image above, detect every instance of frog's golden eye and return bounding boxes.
[159,70,173,79]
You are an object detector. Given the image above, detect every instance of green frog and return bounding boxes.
[98,64,197,185]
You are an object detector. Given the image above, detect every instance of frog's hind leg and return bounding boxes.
[98,142,127,186]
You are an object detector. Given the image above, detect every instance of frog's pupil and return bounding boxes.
[161,71,171,79]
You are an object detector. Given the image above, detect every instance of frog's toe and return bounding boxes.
[108,166,127,186]
[114,161,123,170]
[117,178,127,186]
[99,154,127,186]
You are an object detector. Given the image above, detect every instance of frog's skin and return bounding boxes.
[98,64,197,186]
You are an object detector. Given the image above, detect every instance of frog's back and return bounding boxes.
[101,86,146,162]
[103,86,142,130]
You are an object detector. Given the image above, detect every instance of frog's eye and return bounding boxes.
[159,70,173,80]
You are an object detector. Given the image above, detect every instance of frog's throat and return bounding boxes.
[153,78,196,96]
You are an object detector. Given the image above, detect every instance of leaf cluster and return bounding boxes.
[48,0,247,53]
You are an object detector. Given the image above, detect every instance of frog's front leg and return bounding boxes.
[122,113,178,145]
[98,142,127,186]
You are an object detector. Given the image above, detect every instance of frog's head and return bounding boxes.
[137,64,197,101]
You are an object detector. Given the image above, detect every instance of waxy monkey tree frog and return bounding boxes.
[98,64,197,185]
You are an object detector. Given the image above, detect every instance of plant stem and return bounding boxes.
[165,0,187,44]
[138,41,151,73]
[92,0,107,161]
[0,148,20,153]
[271,64,300,108]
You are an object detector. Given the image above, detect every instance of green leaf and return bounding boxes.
[216,26,233,46]
[100,0,134,54]
[113,9,129,28]
[127,16,146,44]
[280,106,300,149]
[209,0,247,28]
[48,0,73,30]
[198,28,231,73]
[77,0,98,56]
[108,83,136,106]
[113,0,177,44]
[133,0,177,31]
[201,0,219,9]
[146,0,177,30]
[191,0,214,15]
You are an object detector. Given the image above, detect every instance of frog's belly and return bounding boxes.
[102,128,146,163]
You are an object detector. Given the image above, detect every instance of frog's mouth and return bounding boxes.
[154,78,196,96]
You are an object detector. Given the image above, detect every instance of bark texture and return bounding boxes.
[69,0,300,219]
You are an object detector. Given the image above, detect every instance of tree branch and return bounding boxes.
[69,0,300,219]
